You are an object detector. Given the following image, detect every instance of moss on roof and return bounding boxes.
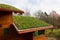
[0,4,20,11]
[13,15,51,30]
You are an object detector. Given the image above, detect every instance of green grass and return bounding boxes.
[0,4,20,11]
[13,15,51,30]
[46,29,60,37]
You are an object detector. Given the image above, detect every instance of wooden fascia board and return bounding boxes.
[0,8,24,14]
[12,23,53,34]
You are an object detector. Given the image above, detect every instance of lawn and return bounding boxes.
[46,29,60,37]
[13,15,50,30]
[46,29,60,40]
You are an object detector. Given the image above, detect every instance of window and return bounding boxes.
[4,28,9,36]
[34,31,38,37]
[38,30,45,35]
[34,30,45,37]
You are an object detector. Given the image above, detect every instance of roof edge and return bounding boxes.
[0,8,24,14]
[12,23,53,34]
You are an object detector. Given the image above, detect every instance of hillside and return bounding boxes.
[13,15,51,30]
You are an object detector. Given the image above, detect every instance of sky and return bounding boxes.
[0,0,60,15]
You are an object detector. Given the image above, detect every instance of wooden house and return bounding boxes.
[0,4,53,40]
[0,4,24,40]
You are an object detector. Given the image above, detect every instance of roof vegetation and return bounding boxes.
[13,15,51,30]
[0,4,20,11]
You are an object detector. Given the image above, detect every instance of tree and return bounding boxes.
[24,8,31,16]
[34,10,49,23]
[48,10,59,28]
[34,10,43,19]
[44,12,48,16]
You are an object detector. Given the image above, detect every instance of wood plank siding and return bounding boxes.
[0,11,12,37]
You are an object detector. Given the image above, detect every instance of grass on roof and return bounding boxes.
[13,15,51,30]
[0,4,20,11]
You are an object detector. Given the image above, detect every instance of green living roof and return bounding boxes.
[13,15,51,30]
[0,4,20,11]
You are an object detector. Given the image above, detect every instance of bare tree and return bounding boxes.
[24,8,31,16]
[34,10,43,19]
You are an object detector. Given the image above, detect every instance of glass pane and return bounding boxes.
[34,30,45,37]
[4,28,9,36]
[38,30,45,35]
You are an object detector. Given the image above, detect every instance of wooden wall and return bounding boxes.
[33,35,46,40]
[9,25,33,40]
[8,25,46,40]
[0,24,33,40]
[0,11,12,38]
